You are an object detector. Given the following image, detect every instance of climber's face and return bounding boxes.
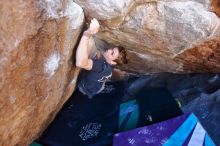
[103,47,119,65]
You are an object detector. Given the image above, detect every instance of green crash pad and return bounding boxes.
[30,142,42,146]
[119,99,139,131]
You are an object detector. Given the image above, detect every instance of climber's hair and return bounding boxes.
[114,46,128,65]
[95,38,128,65]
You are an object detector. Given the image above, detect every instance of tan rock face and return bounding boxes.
[175,38,220,72]
[211,0,220,17]
[0,0,84,145]
[74,0,220,73]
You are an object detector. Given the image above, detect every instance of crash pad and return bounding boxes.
[113,113,215,146]
[39,82,124,146]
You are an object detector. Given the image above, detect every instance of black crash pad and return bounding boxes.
[39,82,124,146]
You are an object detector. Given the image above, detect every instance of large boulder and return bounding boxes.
[74,0,220,73]
[0,0,84,145]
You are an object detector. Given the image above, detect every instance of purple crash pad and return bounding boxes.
[113,113,215,146]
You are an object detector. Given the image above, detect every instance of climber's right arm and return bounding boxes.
[76,18,100,70]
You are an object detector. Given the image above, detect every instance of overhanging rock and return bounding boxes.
[74,0,220,73]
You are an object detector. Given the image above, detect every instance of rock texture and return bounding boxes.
[74,0,220,73]
[0,0,84,145]
[211,0,220,17]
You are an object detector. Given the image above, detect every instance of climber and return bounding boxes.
[76,18,127,98]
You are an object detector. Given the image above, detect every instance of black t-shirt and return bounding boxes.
[78,58,112,97]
